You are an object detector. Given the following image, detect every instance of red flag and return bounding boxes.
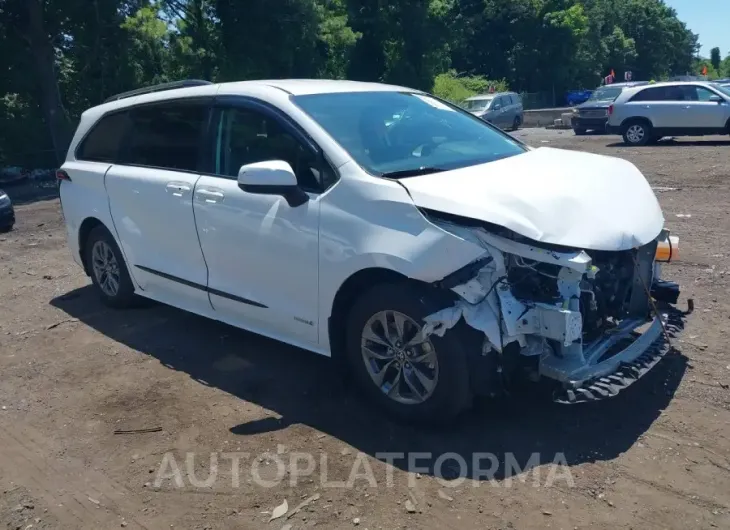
[702,65,708,76]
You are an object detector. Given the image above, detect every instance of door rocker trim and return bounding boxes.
[134,265,268,308]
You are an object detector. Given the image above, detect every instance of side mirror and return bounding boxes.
[709,95,723,103]
[237,160,308,207]
[492,104,501,111]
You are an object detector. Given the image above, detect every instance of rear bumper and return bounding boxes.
[606,124,622,135]
[571,116,608,130]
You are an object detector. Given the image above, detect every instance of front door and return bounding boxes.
[193,100,327,348]
[105,100,211,309]
[681,85,730,129]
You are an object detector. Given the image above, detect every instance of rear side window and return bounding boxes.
[76,112,130,162]
[505,95,513,105]
[630,87,669,102]
[121,101,208,172]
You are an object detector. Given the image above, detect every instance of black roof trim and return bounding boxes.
[104,80,213,103]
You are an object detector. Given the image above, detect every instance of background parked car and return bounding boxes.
[571,81,649,135]
[0,189,15,232]
[607,81,730,145]
[463,92,524,130]
[565,89,593,106]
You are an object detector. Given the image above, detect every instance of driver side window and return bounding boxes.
[214,107,333,192]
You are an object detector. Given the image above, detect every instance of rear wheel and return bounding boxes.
[345,282,474,425]
[512,116,521,131]
[85,225,137,308]
[622,120,652,146]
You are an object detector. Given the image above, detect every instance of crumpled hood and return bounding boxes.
[401,147,664,251]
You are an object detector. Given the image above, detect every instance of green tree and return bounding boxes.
[710,47,721,73]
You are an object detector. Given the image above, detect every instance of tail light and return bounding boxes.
[607,104,614,116]
[56,169,71,181]
[655,235,679,262]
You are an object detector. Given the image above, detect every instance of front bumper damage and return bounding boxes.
[423,220,687,403]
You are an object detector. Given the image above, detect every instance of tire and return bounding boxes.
[84,225,137,308]
[573,127,587,136]
[345,282,474,425]
[622,119,652,146]
[512,116,521,131]
[0,224,12,233]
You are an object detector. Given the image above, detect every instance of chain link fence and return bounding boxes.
[519,91,558,110]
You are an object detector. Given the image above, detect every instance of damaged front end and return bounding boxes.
[423,215,687,404]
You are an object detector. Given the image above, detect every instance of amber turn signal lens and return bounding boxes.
[655,236,679,262]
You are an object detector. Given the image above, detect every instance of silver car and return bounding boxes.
[464,92,524,130]
[606,81,730,145]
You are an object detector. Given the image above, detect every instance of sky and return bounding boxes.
[665,0,729,57]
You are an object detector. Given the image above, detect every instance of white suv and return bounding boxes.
[607,81,730,145]
[60,79,684,423]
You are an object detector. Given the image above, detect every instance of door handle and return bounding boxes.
[195,189,225,204]
[166,182,191,197]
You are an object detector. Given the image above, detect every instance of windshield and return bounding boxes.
[463,98,493,111]
[588,87,623,102]
[292,91,525,176]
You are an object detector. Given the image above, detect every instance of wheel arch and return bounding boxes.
[328,267,414,364]
[620,115,654,131]
[78,217,110,276]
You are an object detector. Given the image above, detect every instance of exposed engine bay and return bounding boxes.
[421,213,683,402]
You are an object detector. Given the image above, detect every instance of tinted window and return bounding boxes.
[630,87,669,102]
[121,102,207,171]
[214,107,331,191]
[77,112,130,162]
[293,91,525,176]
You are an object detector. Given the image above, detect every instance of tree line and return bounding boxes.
[0,0,722,168]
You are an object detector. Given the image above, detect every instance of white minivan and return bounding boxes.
[60,79,684,424]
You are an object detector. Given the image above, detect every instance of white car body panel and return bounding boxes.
[105,165,211,308]
[59,160,117,269]
[399,147,664,251]
[193,174,321,347]
[60,78,673,368]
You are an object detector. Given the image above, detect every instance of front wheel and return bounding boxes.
[345,282,474,425]
[622,120,652,146]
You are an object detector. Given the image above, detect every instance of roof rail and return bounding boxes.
[103,79,213,103]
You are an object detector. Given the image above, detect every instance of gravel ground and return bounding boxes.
[1,131,729,530]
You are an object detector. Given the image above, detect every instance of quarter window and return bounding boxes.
[213,107,332,192]
[121,102,207,171]
[77,112,130,162]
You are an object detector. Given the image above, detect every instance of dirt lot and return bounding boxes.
[1,132,730,530]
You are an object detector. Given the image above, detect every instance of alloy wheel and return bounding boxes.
[91,240,121,297]
[360,310,439,405]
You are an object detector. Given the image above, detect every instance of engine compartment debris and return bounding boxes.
[423,218,684,401]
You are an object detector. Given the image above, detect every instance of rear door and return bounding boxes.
[105,100,212,309]
[626,86,682,129]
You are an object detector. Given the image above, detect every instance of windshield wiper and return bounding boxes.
[380,167,447,179]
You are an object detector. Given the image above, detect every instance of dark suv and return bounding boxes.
[571,82,649,135]
[0,189,14,232]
